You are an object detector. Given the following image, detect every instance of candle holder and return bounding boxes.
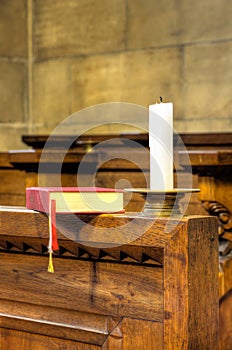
[124,188,200,217]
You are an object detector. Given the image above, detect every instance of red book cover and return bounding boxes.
[26,187,124,214]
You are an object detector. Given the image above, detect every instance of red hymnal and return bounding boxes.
[26,187,124,214]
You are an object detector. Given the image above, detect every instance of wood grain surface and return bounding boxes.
[0,207,219,349]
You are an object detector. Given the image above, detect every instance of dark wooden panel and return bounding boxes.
[0,328,101,350]
[121,318,163,350]
[21,132,232,149]
[0,299,120,345]
[219,290,232,350]
[0,208,219,349]
[0,253,163,321]
[164,216,219,349]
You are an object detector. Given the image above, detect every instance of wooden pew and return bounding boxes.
[2,132,232,208]
[176,136,232,350]
[0,148,99,206]
[179,149,232,350]
[0,207,218,349]
[0,134,150,210]
[0,152,26,205]
[0,132,231,348]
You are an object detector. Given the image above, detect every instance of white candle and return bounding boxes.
[149,101,173,190]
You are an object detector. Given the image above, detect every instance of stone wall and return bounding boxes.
[0,0,232,150]
[0,0,28,149]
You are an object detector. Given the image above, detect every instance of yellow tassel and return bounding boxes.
[48,251,54,273]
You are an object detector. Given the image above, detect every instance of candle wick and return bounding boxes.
[160,96,163,103]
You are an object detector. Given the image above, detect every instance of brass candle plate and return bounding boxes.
[124,188,200,217]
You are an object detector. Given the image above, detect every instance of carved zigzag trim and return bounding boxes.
[0,237,163,266]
